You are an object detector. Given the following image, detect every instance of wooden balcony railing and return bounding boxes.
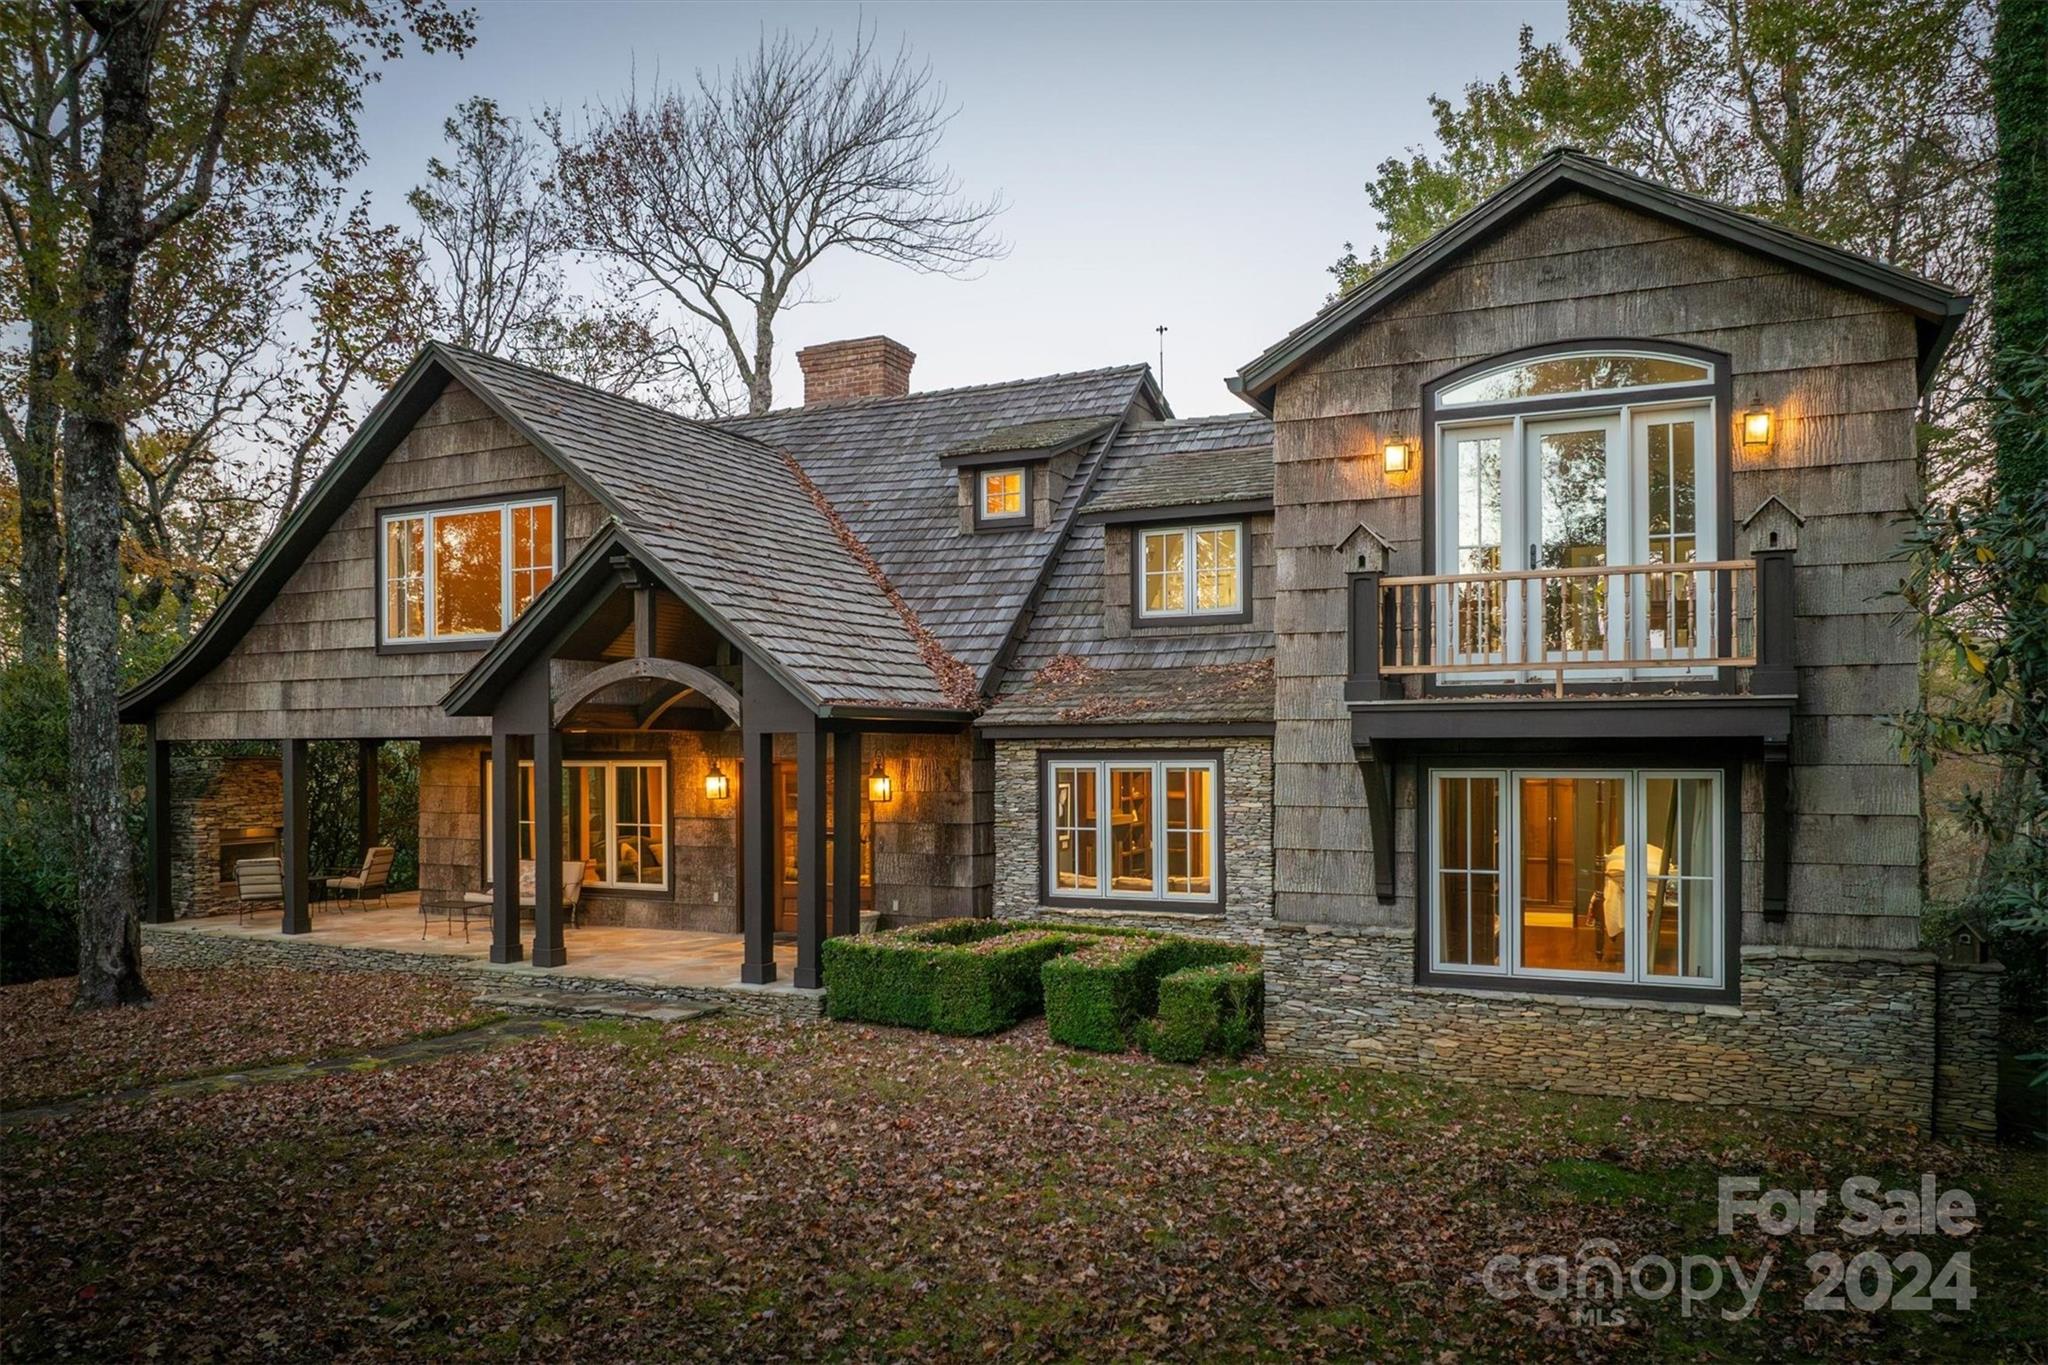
[1347,550,1796,700]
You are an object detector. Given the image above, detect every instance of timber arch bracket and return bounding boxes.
[552,656,743,729]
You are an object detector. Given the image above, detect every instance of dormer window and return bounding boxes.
[1137,522,1245,620]
[975,467,1030,528]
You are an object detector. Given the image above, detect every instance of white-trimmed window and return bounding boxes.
[1046,756,1219,904]
[381,496,559,644]
[978,468,1028,523]
[485,756,669,891]
[1138,523,1244,619]
[1428,767,1723,988]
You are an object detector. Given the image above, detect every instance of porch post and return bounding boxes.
[357,738,381,856]
[531,726,566,968]
[489,729,523,963]
[281,737,311,934]
[144,721,174,924]
[740,725,777,984]
[832,728,862,936]
[794,726,828,989]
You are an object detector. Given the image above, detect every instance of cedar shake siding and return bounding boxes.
[151,380,606,743]
[1269,188,1925,954]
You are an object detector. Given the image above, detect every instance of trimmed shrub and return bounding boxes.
[1145,961,1265,1063]
[928,930,1076,1036]
[820,931,942,1028]
[823,920,1086,1033]
[1042,933,1252,1052]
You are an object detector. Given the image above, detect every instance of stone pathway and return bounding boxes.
[2,992,719,1129]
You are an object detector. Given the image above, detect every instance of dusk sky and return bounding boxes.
[354,1,1568,415]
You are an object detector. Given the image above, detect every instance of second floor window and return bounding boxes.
[978,467,1028,523]
[1138,523,1244,619]
[382,496,559,645]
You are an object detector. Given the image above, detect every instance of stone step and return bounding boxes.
[475,988,716,1024]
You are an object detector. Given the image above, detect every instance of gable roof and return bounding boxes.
[120,342,959,721]
[1231,148,1973,414]
[1079,414,1273,522]
[714,365,1161,689]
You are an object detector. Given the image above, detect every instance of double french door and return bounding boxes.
[1438,402,1716,678]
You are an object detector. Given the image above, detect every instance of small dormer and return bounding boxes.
[940,417,1117,532]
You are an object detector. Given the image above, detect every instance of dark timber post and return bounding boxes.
[357,738,381,857]
[832,728,863,936]
[1762,738,1791,921]
[531,726,566,967]
[1751,548,1797,695]
[1345,570,1384,703]
[794,726,828,989]
[144,720,174,924]
[489,729,523,963]
[740,725,777,984]
[281,737,311,935]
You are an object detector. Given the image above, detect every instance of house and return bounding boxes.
[123,150,2001,1134]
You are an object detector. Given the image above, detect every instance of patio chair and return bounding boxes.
[462,860,588,929]
[233,856,283,925]
[329,845,396,910]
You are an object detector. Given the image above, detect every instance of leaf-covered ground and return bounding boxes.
[0,968,487,1109]
[4,1005,2044,1361]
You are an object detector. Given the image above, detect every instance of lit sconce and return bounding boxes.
[703,762,731,801]
[1742,404,1774,451]
[1382,440,1411,475]
[866,762,895,804]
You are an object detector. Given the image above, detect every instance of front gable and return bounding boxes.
[141,377,606,742]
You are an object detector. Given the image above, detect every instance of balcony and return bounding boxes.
[1344,549,1796,743]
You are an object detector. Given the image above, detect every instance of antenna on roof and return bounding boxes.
[1154,324,1168,396]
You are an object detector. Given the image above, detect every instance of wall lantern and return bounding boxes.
[1742,405,1774,451]
[703,762,731,801]
[866,762,895,804]
[1382,441,1412,475]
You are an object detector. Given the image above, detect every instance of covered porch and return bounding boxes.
[159,896,809,994]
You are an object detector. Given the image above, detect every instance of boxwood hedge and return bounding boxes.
[1145,960,1265,1063]
[822,920,1087,1035]
[1041,933,1252,1053]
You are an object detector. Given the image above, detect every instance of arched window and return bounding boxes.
[1425,343,1724,669]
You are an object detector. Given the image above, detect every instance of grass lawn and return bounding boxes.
[2,981,2043,1362]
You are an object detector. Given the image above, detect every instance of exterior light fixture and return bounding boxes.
[867,762,894,803]
[1382,441,1411,474]
[704,762,731,801]
[1742,405,1773,451]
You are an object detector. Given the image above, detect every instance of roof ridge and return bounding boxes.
[720,362,1152,420]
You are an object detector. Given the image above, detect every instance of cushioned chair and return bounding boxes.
[330,845,396,910]
[233,856,283,925]
[464,860,588,928]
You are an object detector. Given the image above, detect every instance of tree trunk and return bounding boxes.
[65,0,161,1010]
[748,297,776,414]
[10,332,65,660]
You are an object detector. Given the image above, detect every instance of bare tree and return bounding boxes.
[549,26,1006,415]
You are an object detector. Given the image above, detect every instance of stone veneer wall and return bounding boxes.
[141,925,822,1021]
[171,754,282,919]
[991,737,1272,944]
[1933,963,2004,1141]
[1264,921,2004,1135]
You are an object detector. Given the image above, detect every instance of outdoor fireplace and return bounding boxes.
[218,826,281,883]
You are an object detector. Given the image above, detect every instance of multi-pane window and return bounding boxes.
[1429,768,1722,988]
[1046,756,1219,904]
[485,757,668,891]
[979,468,1027,522]
[380,497,558,644]
[1138,523,1243,619]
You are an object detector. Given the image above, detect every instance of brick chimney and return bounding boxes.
[796,336,916,405]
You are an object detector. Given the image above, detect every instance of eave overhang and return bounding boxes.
[1232,150,1971,416]
[1078,497,1274,527]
